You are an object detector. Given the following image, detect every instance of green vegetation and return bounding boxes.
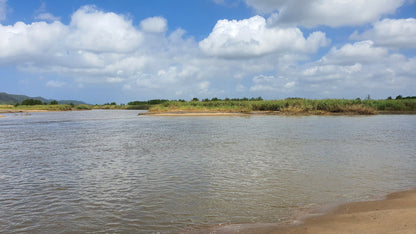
[1,93,415,115]
[125,99,169,110]
[21,99,44,105]
[0,104,73,111]
[147,97,416,115]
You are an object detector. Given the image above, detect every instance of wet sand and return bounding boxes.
[274,189,416,233]
[202,189,416,234]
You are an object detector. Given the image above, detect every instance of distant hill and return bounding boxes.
[0,92,86,105]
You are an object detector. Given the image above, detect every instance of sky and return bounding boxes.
[0,0,415,104]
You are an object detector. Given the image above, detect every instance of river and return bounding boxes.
[1,110,415,233]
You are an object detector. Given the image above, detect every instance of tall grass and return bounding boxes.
[13,105,73,111]
[148,99,416,115]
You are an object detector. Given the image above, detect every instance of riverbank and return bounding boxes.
[147,98,416,116]
[203,188,416,233]
[142,110,416,116]
[273,188,416,233]
[0,109,54,113]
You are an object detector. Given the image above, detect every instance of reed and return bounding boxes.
[148,98,416,115]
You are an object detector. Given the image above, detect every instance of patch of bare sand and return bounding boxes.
[271,189,416,234]
[194,189,416,234]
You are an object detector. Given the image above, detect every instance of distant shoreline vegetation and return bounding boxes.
[146,96,416,115]
[1,96,416,115]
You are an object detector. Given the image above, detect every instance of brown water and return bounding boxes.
[1,110,415,233]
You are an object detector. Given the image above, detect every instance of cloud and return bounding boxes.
[0,21,67,61]
[68,5,143,53]
[0,0,6,22]
[244,0,405,27]
[321,40,389,65]
[250,74,296,92]
[0,4,415,102]
[199,15,329,58]
[46,80,66,88]
[140,16,168,33]
[34,2,60,22]
[35,13,61,22]
[351,18,416,48]
[282,41,416,98]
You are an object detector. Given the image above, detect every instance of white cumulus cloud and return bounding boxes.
[68,5,142,53]
[352,18,416,48]
[245,0,405,27]
[140,16,168,33]
[0,21,67,62]
[321,40,389,65]
[1,4,415,102]
[199,15,329,58]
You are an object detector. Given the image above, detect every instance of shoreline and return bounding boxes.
[0,109,54,113]
[273,188,416,233]
[200,188,416,233]
[142,110,416,116]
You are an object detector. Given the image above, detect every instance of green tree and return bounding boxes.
[50,100,58,105]
[21,99,43,105]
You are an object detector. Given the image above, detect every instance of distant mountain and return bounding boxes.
[0,92,86,105]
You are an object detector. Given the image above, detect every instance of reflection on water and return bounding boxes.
[1,110,416,232]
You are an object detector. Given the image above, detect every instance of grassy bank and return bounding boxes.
[0,103,147,112]
[0,104,73,112]
[148,98,416,115]
[3,98,415,115]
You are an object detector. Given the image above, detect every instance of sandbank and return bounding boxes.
[200,189,416,233]
[142,111,253,116]
[274,189,416,233]
[142,111,375,116]
[0,109,51,113]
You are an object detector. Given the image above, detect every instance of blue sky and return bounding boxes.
[0,0,415,104]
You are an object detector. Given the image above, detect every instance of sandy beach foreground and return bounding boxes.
[204,189,416,234]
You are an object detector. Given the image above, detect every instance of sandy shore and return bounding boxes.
[143,110,416,116]
[202,189,416,233]
[274,189,416,233]
[142,111,322,116]
[0,109,52,113]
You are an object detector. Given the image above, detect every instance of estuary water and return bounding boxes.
[1,110,415,233]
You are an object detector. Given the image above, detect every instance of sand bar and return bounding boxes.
[0,109,52,113]
[143,111,253,116]
[142,111,321,116]
[273,189,416,233]
[200,189,416,233]
[143,110,416,116]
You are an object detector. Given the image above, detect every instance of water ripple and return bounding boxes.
[1,111,415,232]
